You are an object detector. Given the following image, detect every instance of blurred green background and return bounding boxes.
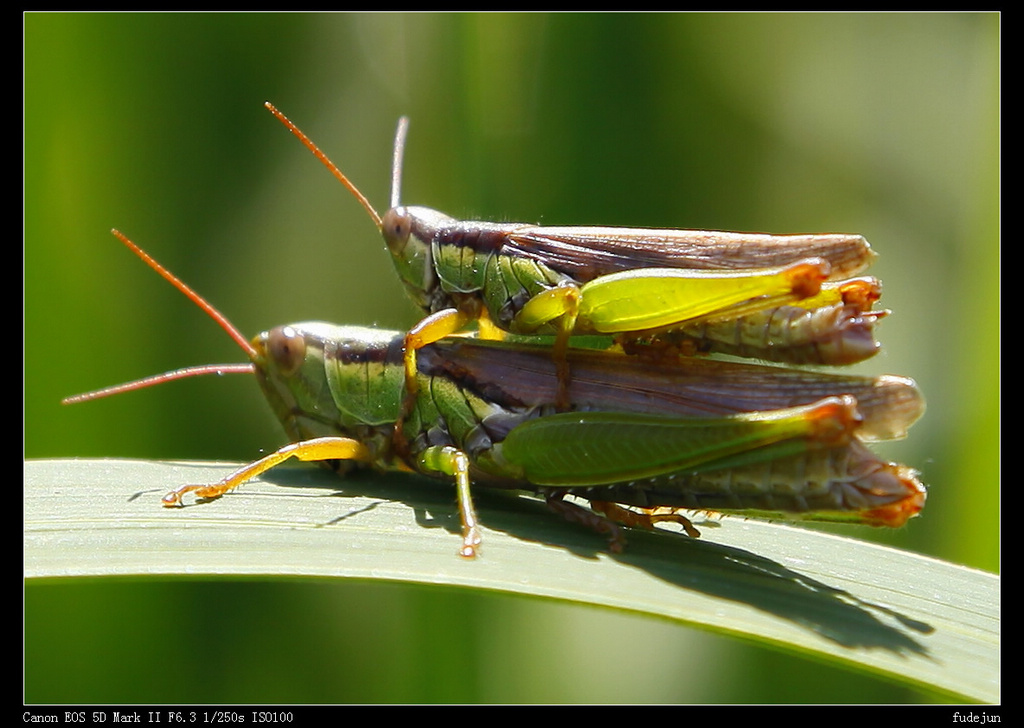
[25,13,998,703]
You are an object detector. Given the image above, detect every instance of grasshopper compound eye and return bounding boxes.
[381,207,413,254]
[265,326,307,378]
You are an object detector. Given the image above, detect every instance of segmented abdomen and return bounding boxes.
[564,439,925,527]
[626,301,885,366]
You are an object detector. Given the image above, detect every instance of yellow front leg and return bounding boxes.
[393,308,475,455]
[403,308,475,399]
[161,437,373,506]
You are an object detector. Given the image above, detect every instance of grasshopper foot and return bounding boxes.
[459,525,483,558]
[589,500,702,539]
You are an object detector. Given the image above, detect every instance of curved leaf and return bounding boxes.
[25,458,998,703]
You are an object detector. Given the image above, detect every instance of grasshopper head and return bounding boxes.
[380,205,455,310]
[253,323,407,443]
[251,323,343,445]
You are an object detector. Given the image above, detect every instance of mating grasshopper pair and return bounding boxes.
[66,105,926,557]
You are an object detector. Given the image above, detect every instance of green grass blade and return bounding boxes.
[25,458,998,703]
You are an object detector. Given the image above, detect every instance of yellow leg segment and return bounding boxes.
[393,308,475,456]
[403,308,474,399]
[161,436,373,506]
[475,309,507,340]
[513,282,582,332]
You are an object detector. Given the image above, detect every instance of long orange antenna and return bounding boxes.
[63,364,255,404]
[264,101,383,230]
[62,229,258,404]
[111,228,257,359]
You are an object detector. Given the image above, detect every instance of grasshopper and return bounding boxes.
[264,103,887,411]
[66,230,926,557]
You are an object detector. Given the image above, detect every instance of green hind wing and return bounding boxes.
[499,402,845,486]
